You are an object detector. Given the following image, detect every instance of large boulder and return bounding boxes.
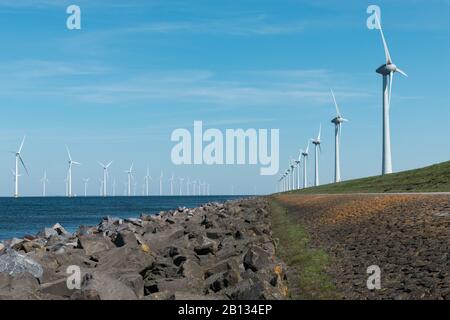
[0,249,43,278]
[77,234,114,256]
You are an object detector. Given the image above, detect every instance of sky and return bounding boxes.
[0,0,449,196]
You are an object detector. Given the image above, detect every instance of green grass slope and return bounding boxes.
[290,160,450,194]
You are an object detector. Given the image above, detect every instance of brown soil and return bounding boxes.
[273,194,450,300]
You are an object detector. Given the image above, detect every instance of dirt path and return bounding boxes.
[272,194,450,300]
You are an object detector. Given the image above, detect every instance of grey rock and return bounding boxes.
[0,249,44,278]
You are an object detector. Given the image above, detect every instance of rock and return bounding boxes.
[0,249,44,278]
[0,243,4,252]
[77,234,114,256]
[194,238,218,255]
[143,226,185,252]
[96,244,155,274]
[0,272,40,299]
[118,272,145,299]
[52,223,71,236]
[71,271,138,300]
[114,231,138,248]
[37,228,58,239]
[243,246,272,272]
[39,278,73,298]
[22,241,44,253]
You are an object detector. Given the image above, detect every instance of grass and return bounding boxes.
[290,160,450,194]
[270,199,340,300]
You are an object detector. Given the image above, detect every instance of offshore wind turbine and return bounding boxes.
[374,13,408,175]
[66,146,81,198]
[169,173,174,196]
[301,142,310,188]
[125,163,134,196]
[179,177,184,196]
[40,170,49,197]
[311,125,322,187]
[186,177,190,196]
[331,90,348,183]
[144,167,152,196]
[82,178,89,197]
[98,161,113,197]
[12,136,28,198]
[192,180,197,196]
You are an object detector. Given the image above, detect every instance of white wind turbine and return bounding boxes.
[159,171,163,196]
[290,158,296,191]
[82,178,90,197]
[125,163,134,196]
[169,173,175,196]
[295,150,302,190]
[66,146,81,197]
[179,177,184,196]
[374,13,408,175]
[40,170,49,197]
[144,167,152,196]
[311,125,322,187]
[301,142,310,189]
[331,90,348,183]
[12,136,28,198]
[98,161,113,197]
[186,177,190,196]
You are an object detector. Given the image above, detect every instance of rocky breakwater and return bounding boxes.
[0,198,287,300]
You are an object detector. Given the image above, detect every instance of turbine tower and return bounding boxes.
[144,167,152,196]
[330,90,348,183]
[295,150,302,190]
[169,173,174,196]
[40,170,49,197]
[82,178,89,197]
[374,13,408,175]
[125,163,134,196]
[179,177,184,195]
[12,136,28,198]
[301,142,310,189]
[311,125,322,187]
[289,158,295,191]
[98,161,113,197]
[186,177,190,196]
[66,146,80,197]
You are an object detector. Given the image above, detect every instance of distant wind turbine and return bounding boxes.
[301,142,310,188]
[98,161,113,197]
[311,125,322,187]
[144,167,152,196]
[40,170,49,197]
[82,178,90,197]
[374,13,408,175]
[125,163,134,196]
[12,136,28,198]
[169,173,175,196]
[179,177,184,196]
[66,146,81,197]
[331,89,348,183]
[186,177,190,196]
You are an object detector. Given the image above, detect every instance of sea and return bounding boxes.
[0,196,245,241]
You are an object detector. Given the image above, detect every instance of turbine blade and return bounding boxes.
[72,161,81,165]
[396,68,408,77]
[375,13,392,64]
[106,161,113,168]
[317,124,322,140]
[18,136,26,153]
[98,161,105,168]
[66,146,72,161]
[330,89,341,117]
[19,155,29,175]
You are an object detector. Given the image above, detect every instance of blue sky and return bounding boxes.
[0,0,449,196]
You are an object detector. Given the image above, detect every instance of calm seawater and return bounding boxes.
[0,196,244,241]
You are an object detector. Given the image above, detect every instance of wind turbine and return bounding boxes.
[66,146,80,197]
[331,90,348,183]
[12,136,28,198]
[192,180,197,196]
[159,171,163,196]
[374,13,408,175]
[144,167,152,196]
[290,158,296,191]
[98,161,113,197]
[179,177,184,195]
[295,150,302,190]
[40,170,49,197]
[125,163,134,196]
[169,173,175,196]
[311,125,322,187]
[82,178,89,197]
[301,142,310,188]
[99,179,104,196]
[186,177,190,196]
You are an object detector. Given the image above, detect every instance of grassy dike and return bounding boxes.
[290,160,450,194]
[269,198,340,300]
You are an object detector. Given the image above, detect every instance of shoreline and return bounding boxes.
[0,197,287,300]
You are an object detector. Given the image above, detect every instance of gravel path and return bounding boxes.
[273,193,450,300]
